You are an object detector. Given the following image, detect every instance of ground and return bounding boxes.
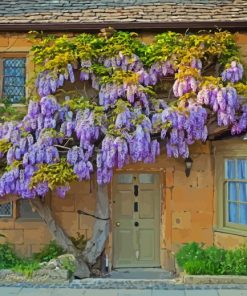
[1,286,247,296]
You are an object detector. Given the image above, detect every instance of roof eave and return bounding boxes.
[0,21,247,32]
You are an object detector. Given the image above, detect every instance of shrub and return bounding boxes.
[176,242,247,275]
[0,243,19,269]
[176,242,205,268]
[33,240,65,262]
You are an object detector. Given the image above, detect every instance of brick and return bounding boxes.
[173,227,213,245]
[214,232,247,249]
[1,229,24,244]
[23,228,51,244]
[172,187,213,212]
[172,211,191,230]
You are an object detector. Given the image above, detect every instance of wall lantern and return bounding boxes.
[185,157,193,177]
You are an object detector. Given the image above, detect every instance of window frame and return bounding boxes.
[0,52,28,106]
[214,139,247,236]
[0,202,13,218]
[16,199,41,221]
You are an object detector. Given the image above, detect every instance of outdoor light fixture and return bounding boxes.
[243,133,247,140]
[185,157,193,177]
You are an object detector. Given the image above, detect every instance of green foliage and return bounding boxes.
[0,139,12,155]
[12,259,40,277]
[0,243,19,269]
[60,256,76,274]
[70,232,87,251]
[176,242,247,275]
[30,30,241,85]
[33,240,65,262]
[30,158,78,191]
[0,98,26,122]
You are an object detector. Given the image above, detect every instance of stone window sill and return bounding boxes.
[213,226,247,238]
[15,218,42,222]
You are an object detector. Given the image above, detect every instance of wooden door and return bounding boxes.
[113,173,160,268]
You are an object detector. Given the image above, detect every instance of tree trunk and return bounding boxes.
[30,184,110,277]
[82,184,110,266]
[30,197,90,278]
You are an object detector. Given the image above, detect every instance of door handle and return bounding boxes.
[116,222,120,227]
[134,221,139,227]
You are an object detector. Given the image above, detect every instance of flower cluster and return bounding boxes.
[67,146,93,181]
[173,76,198,97]
[161,102,207,158]
[222,61,244,83]
[197,86,239,126]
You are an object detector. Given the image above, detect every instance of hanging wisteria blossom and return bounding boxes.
[0,30,246,199]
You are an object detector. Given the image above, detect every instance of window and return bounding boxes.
[225,159,247,225]
[1,57,26,103]
[214,139,247,235]
[18,199,40,219]
[0,202,12,217]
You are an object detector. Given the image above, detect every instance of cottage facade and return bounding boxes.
[0,1,247,272]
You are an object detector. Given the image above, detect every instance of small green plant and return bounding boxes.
[0,243,19,269]
[60,257,76,275]
[176,242,247,275]
[33,240,65,262]
[12,259,40,277]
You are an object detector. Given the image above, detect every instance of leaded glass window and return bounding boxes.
[3,58,26,103]
[0,202,12,217]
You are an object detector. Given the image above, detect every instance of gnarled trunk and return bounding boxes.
[30,184,110,277]
[30,197,90,278]
[82,184,110,266]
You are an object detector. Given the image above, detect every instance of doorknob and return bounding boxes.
[134,221,139,227]
[116,222,120,227]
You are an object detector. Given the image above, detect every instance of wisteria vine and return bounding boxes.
[0,29,247,199]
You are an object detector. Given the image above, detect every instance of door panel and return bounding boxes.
[139,229,155,261]
[113,172,160,268]
[118,190,132,217]
[139,190,155,219]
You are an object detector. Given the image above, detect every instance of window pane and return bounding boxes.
[3,58,26,103]
[240,204,247,225]
[225,160,236,179]
[239,183,247,202]
[117,174,133,184]
[228,182,237,201]
[228,202,238,223]
[237,160,247,179]
[0,202,12,217]
[19,199,40,219]
[139,173,155,184]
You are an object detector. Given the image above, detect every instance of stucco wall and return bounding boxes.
[0,32,247,270]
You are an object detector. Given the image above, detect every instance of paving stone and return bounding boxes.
[118,290,152,296]
[84,290,118,296]
[18,287,54,296]
[0,287,22,295]
[152,291,185,296]
[185,290,218,296]
[52,288,87,296]
[218,290,247,296]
